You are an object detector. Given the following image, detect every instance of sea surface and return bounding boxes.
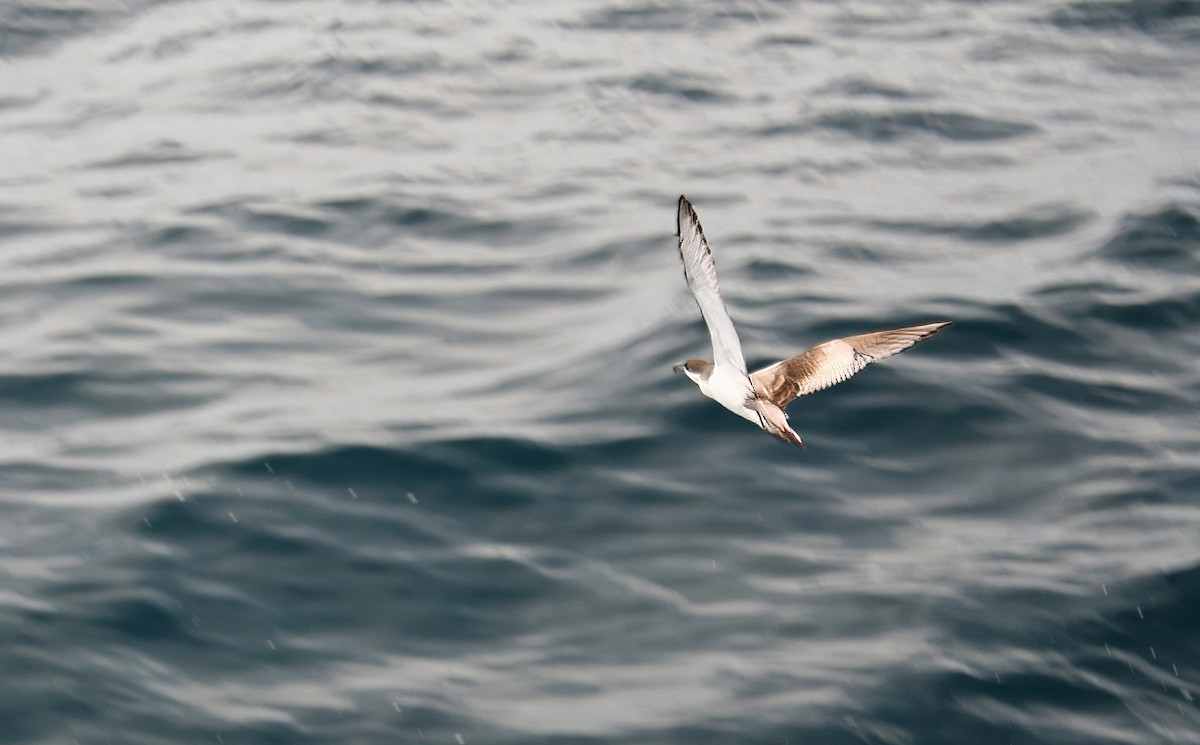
[2,1,1199,743]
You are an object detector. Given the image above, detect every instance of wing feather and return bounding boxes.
[676,195,748,374]
[751,322,950,408]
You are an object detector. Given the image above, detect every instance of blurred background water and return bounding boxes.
[1,1,1199,743]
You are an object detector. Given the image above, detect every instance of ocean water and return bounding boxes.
[2,1,1199,743]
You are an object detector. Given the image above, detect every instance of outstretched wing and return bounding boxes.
[751,322,951,409]
[676,195,747,374]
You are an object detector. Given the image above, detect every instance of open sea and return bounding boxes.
[2,1,1200,743]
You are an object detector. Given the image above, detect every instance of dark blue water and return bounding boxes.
[2,2,1199,743]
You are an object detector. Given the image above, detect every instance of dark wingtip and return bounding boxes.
[917,321,953,340]
[676,195,706,243]
[676,194,691,237]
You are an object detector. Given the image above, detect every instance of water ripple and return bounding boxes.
[2,0,1199,743]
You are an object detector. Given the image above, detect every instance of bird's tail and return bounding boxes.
[749,399,804,449]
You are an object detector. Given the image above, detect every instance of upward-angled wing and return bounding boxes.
[676,195,748,374]
[751,322,950,409]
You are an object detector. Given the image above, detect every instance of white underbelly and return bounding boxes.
[701,368,761,425]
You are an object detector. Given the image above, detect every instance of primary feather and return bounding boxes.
[676,195,749,375]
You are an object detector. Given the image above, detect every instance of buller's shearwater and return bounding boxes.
[672,195,950,448]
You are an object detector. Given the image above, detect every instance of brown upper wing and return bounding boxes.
[750,321,950,409]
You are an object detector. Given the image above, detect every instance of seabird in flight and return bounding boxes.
[672,195,950,448]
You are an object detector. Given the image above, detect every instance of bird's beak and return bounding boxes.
[672,364,685,374]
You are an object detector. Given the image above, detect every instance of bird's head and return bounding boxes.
[672,359,713,387]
